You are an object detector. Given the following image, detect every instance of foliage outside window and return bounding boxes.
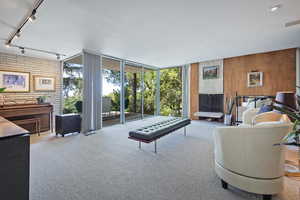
[63,62,83,114]
[160,67,182,117]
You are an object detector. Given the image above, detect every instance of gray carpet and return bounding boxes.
[30,117,273,200]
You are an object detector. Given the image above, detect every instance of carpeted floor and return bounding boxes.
[30,117,284,200]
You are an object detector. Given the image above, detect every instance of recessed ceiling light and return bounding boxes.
[270,4,281,12]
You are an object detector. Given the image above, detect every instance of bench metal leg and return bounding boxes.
[184,127,186,136]
[154,140,157,153]
[138,141,141,149]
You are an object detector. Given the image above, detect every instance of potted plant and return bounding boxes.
[271,93,300,176]
[272,94,300,144]
[37,96,47,104]
[0,88,5,106]
[224,97,235,125]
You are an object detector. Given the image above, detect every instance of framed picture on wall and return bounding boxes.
[203,66,219,80]
[0,70,30,92]
[247,72,263,87]
[33,76,56,91]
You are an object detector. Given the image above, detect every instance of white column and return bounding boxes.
[182,64,189,118]
[141,67,145,118]
[120,60,125,124]
[82,50,101,133]
[297,48,300,95]
[155,70,160,115]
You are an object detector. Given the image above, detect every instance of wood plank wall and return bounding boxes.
[223,48,296,100]
[189,63,199,119]
[188,48,296,120]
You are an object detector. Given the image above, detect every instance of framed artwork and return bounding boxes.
[203,66,219,80]
[33,76,56,91]
[0,70,30,92]
[247,72,263,87]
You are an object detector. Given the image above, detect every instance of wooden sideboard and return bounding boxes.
[0,103,53,134]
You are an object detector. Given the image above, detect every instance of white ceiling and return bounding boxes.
[0,0,300,67]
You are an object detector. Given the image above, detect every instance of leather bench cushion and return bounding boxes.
[129,117,191,141]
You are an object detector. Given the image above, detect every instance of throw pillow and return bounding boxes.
[257,105,273,114]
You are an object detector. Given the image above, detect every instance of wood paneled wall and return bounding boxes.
[189,63,199,119]
[224,48,296,99]
[188,48,297,120]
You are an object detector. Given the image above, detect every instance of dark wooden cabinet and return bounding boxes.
[0,117,30,200]
[0,103,53,133]
[55,114,81,136]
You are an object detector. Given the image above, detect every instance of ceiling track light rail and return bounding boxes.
[3,0,64,60]
[5,0,44,47]
[11,44,66,60]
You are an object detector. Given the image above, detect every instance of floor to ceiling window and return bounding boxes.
[160,67,182,117]
[63,53,160,128]
[63,55,83,114]
[143,67,157,117]
[101,57,121,127]
[124,63,143,122]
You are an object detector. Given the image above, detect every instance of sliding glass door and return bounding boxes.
[63,55,83,114]
[102,57,121,127]
[124,63,143,122]
[143,67,156,117]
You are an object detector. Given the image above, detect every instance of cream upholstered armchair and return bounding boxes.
[213,111,292,200]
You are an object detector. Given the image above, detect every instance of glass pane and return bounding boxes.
[160,67,182,117]
[63,55,83,114]
[125,63,142,122]
[102,57,121,127]
[143,67,156,117]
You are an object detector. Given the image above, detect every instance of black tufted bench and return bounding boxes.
[128,117,191,153]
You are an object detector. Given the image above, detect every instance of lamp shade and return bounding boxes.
[275,91,296,109]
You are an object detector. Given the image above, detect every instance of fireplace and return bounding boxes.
[199,94,223,113]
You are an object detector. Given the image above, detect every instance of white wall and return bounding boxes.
[199,59,223,94]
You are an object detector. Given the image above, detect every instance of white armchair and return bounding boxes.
[213,112,292,200]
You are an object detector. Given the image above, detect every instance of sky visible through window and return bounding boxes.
[102,73,118,96]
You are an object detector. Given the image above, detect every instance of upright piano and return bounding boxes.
[0,103,53,133]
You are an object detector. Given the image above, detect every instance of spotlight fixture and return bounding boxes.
[5,42,11,48]
[269,4,281,12]
[56,54,61,60]
[29,9,37,22]
[15,30,21,38]
[5,0,44,45]
[20,47,25,54]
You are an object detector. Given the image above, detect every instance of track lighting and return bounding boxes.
[56,54,61,60]
[15,30,21,38]
[20,47,25,54]
[5,42,11,48]
[29,9,37,22]
[5,1,44,44]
